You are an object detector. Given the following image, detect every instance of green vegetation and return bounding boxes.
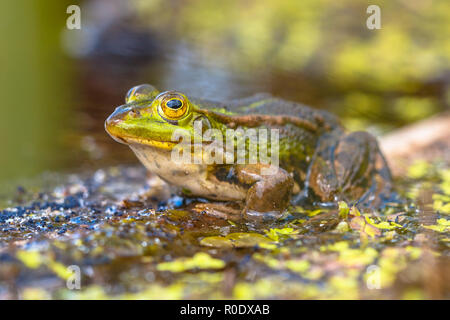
[0,159,447,299]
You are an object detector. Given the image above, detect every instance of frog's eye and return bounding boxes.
[126,84,159,104]
[160,95,189,120]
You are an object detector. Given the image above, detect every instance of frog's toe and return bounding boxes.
[192,202,243,221]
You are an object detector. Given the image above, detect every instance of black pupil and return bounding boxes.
[166,99,182,109]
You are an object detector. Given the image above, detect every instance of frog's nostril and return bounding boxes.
[128,110,140,118]
[128,111,136,118]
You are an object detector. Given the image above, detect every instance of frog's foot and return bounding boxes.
[236,164,294,222]
[310,131,392,207]
[191,202,243,221]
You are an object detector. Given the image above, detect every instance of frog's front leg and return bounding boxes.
[235,164,294,220]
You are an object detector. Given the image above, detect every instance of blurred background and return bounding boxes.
[0,0,449,184]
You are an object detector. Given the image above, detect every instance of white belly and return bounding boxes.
[129,144,246,201]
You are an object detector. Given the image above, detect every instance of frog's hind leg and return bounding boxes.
[333,131,392,207]
[304,131,392,208]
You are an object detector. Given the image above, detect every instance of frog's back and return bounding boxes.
[191,93,342,132]
[190,93,344,180]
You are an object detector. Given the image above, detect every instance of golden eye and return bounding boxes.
[161,96,188,119]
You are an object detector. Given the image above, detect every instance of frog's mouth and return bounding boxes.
[104,116,174,150]
[105,128,175,151]
[105,117,211,151]
[120,136,177,150]
[123,136,211,152]
[106,123,207,151]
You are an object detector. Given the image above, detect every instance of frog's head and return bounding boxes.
[105,84,214,150]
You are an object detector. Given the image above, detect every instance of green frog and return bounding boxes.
[105,84,392,220]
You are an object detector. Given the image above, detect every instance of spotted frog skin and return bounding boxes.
[105,84,392,220]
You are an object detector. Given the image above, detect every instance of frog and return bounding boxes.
[105,84,392,220]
